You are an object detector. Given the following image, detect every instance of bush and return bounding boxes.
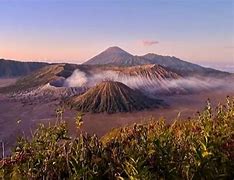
[1,97,234,179]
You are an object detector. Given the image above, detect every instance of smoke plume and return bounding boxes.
[63,69,88,87]
[63,69,233,95]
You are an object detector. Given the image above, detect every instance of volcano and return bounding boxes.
[83,46,230,77]
[66,81,161,113]
[84,46,151,66]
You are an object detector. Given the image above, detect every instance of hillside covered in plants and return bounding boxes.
[0,97,234,179]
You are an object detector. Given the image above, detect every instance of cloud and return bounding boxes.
[141,40,159,46]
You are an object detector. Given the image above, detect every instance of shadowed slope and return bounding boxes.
[142,53,230,77]
[0,59,48,77]
[67,81,161,113]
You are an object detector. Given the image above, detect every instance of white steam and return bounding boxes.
[63,69,88,87]
[63,69,233,95]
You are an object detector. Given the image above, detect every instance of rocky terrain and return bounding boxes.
[9,84,87,104]
[66,81,162,113]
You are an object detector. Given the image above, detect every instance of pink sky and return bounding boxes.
[0,0,233,68]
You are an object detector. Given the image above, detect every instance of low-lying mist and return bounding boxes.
[63,69,234,95]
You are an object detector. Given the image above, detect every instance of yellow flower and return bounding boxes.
[202,150,212,158]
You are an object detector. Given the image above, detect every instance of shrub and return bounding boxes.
[0,97,233,179]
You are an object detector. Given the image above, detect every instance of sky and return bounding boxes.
[0,0,233,70]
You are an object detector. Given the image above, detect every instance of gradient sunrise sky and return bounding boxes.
[0,0,233,69]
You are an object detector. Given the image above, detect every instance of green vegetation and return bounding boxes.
[1,98,234,179]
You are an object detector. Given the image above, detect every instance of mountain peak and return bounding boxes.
[83,46,152,66]
[104,46,131,55]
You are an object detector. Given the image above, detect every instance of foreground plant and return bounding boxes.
[0,97,233,179]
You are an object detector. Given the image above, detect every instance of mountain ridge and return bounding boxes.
[83,46,230,77]
[142,53,229,77]
[0,58,49,77]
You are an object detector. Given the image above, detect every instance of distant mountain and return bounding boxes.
[83,46,151,66]
[0,59,48,77]
[83,46,230,77]
[142,54,230,77]
[66,81,161,113]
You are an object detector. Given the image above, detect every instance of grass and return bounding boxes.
[0,97,233,179]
